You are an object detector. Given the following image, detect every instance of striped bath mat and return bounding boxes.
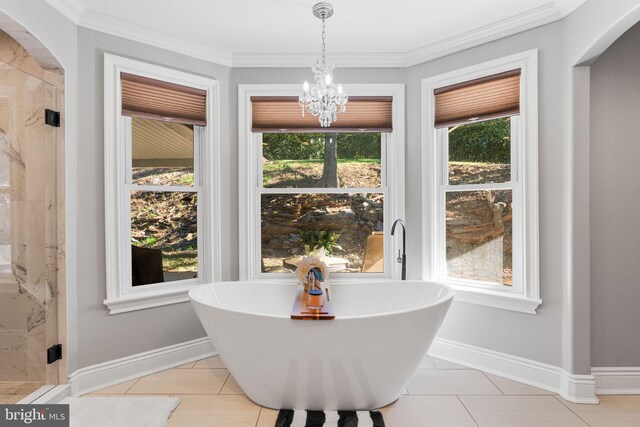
[275,410,385,427]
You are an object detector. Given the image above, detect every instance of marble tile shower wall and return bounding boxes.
[0,29,64,385]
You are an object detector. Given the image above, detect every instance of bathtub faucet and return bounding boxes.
[391,219,406,280]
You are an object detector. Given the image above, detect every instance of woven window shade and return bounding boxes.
[251,96,393,132]
[121,72,207,126]
[434,69,521,128]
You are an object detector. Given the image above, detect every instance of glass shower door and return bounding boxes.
[0,51,61,402]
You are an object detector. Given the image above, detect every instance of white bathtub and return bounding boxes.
[189,280,454,410]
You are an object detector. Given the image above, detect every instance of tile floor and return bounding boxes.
[0,381,44,404]
[83,355,640,427]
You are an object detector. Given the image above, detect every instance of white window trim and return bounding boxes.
[238,84,405,282]
[103,53,221,314]
[421,49,541,314]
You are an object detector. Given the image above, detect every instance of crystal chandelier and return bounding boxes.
[299,2,348,128]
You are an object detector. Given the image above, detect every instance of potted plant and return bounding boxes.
[300,230,342,259]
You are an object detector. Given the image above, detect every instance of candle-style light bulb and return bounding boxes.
[299,4,347,128]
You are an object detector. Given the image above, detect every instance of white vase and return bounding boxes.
[309,246,327,260]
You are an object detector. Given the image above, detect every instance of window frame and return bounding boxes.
[238,84,405,282]
[421,50,541,314]
[104,53,221,314]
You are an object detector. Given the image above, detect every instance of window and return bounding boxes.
[239,85,405,281]
[128,118,200,285]
[104,54,221,314]
[260,132,385,274]
[422,50,540,314]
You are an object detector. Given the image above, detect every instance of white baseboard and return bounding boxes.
[66,335,609,404]
[68,337,215,396]
[428,337,599,404]
[592,367,640,395]
[559,371,600,404]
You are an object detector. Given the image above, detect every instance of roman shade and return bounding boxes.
[434,69,521,128]
[251,96,393,132]
[121,72,207,126]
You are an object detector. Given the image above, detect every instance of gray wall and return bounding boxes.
[76,48,404,368]
[76,22,569,369]
[72,4,640,372]
[406,22,565,366]
[231,24,568,368]
[76,28,231,368]
[590,22,640,367]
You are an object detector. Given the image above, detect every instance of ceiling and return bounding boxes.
[46,0,586,67]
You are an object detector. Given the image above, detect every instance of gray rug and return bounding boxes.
[61,396,180,427]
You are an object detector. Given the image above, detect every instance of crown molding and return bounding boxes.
[232,52,407,68]
[43,0,586,68]
[554,0,587,15]
[79,8,233,67]
[405,3,562,66]
[42,0,85,24]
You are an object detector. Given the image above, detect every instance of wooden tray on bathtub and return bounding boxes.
[291,285,335,320]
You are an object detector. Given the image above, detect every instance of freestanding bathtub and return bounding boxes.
[189,280,454,410]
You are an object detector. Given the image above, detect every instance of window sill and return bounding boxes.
[447,283,541,314]
[104,280,207,314]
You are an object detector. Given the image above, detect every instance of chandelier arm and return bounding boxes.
[300,2,348,128]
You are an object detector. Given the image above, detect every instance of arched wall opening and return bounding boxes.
[0,11,67,390]
[0,10,64,70]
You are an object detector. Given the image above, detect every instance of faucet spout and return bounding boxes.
[391,219,407,280]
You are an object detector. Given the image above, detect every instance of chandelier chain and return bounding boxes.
[300,3,348,127]
[321,16,326,64]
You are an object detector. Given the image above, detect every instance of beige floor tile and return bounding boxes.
[86,379,138,395]
[193,356,226,369]
[168,394,261,427]
[407,370,501,395]
[0,381,44,397]
[460,395,588,426]
[0,395,23,404]
[380,395,477,427]
[128,368,229,395]
[417,355,437,369]
[0,382,46,403]
[221,375,244,395]
[484,373,552,395]
[256,408,279,427]
[560,395,640,427]
[430,357,472,370]
[0,381,44,391]
[176,362,196,369]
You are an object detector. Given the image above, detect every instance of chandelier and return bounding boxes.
[299,2,348,128]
